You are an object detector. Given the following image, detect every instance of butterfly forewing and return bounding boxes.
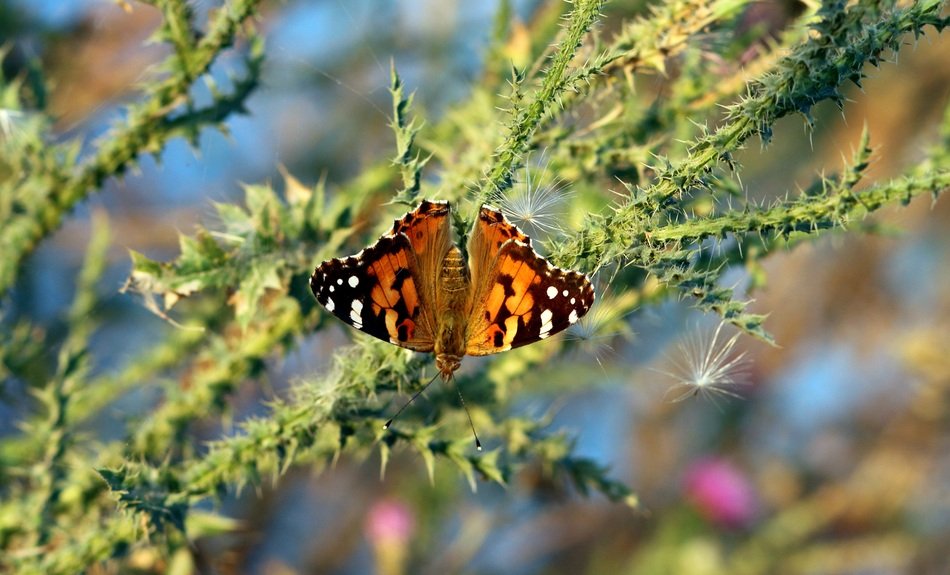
[311,231,434,351]
[502,243,594,349]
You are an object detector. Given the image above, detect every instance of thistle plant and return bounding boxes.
[0,0,947,572]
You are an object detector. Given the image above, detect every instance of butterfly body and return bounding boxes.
[434,246,470,378]
[310,200,594,380]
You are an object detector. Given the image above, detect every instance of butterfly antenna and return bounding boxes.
[384,371,440,430]
[452,376,482,451]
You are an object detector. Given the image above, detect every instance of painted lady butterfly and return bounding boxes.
[310,200,594,381]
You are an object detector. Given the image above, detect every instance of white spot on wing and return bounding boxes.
[348,276,359,288]
[569,309,578,324]
[326,298,335,312]
[350,299,363,321]
[570,297,576,305]
[350,300,364,328]
[546,286,558,299]
[562,289,569,297]
[337,278,343,285]
[329,285,334,293]
[539,308,553,337]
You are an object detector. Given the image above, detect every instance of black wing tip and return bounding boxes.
[309,268,321,297]
[310,261,339,297]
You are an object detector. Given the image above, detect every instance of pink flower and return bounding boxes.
[365,499,416,575]
[684,457,756,528]
[365,499,415,547]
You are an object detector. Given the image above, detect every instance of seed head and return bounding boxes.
[656,321,750,407]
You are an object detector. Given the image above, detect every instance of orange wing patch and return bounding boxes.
[465,242,538,354]
[390,199,450,257]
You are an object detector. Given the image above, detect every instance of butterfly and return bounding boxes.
[309,200,594,382]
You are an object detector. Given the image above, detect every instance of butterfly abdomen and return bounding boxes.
[434,247,471,377]
[439,247,469,293]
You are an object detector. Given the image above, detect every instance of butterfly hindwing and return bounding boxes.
[388,199,452,337]
[311,233,434,351]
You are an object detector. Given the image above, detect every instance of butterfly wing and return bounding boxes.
[389,199,453,320]
[464,206,594,356]
[310,200,452,351]
[466,204,531,284]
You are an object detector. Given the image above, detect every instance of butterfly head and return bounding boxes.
[435,353,462,381]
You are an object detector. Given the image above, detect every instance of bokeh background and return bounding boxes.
[2,0,949,573]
